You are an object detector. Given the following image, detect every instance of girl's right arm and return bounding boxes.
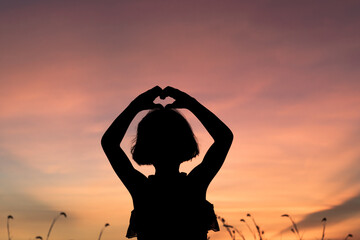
[162,87,233,190]
[101,86,162,194]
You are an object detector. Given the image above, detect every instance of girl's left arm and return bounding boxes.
[162,86,233,189]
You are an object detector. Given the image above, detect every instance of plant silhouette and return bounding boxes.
[7,215,13,240]
[102,86,233,240]
[46,212,67,240]
[98,223,110,240]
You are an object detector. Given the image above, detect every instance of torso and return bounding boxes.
[127,173,214,240]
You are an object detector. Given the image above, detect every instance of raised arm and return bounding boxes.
[101,86,163,194]
[162,86,233,189]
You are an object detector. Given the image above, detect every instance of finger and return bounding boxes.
[152,103,164,109]
[160,89,167,100]
[165,101,182,109]
[144,103,163,110]
[162,86,178,99]
[144,86,162,101]
[164,103,173,109]
[149,86,162,96]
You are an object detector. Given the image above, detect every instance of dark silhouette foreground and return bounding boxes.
[102,86,233,240]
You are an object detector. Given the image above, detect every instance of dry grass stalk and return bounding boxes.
[321,218,327,240]
[344,234,353,240]
[98,223,110,240]
[247,213,264,240]
[7,215,14,240]
[46,212,67,240]
[240,218,256,240]
[217,215,234,239]
[281,214,301,240]
[216,215,246,240]
[233,227,246,240]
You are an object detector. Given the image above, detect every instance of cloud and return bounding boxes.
[284,192,360,231]
[325,126,360,193]
[0,149,58,222]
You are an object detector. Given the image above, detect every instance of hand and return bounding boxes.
[161,86,195,109]
[131,86,163,111]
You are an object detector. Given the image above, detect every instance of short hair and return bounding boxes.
[131,108,199,165]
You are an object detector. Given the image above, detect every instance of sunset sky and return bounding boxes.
[1,1,360,240]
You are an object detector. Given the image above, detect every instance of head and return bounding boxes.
[131,108,199,166]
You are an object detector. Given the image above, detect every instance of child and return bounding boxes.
[102,86,233,240]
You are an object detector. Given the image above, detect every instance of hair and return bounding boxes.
[131,108,199,165]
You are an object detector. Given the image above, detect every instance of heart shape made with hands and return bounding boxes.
[159,90,167,100]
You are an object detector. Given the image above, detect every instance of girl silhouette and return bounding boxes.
[102,86,233,240]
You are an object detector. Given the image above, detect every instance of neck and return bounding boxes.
[154,162,180,177]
